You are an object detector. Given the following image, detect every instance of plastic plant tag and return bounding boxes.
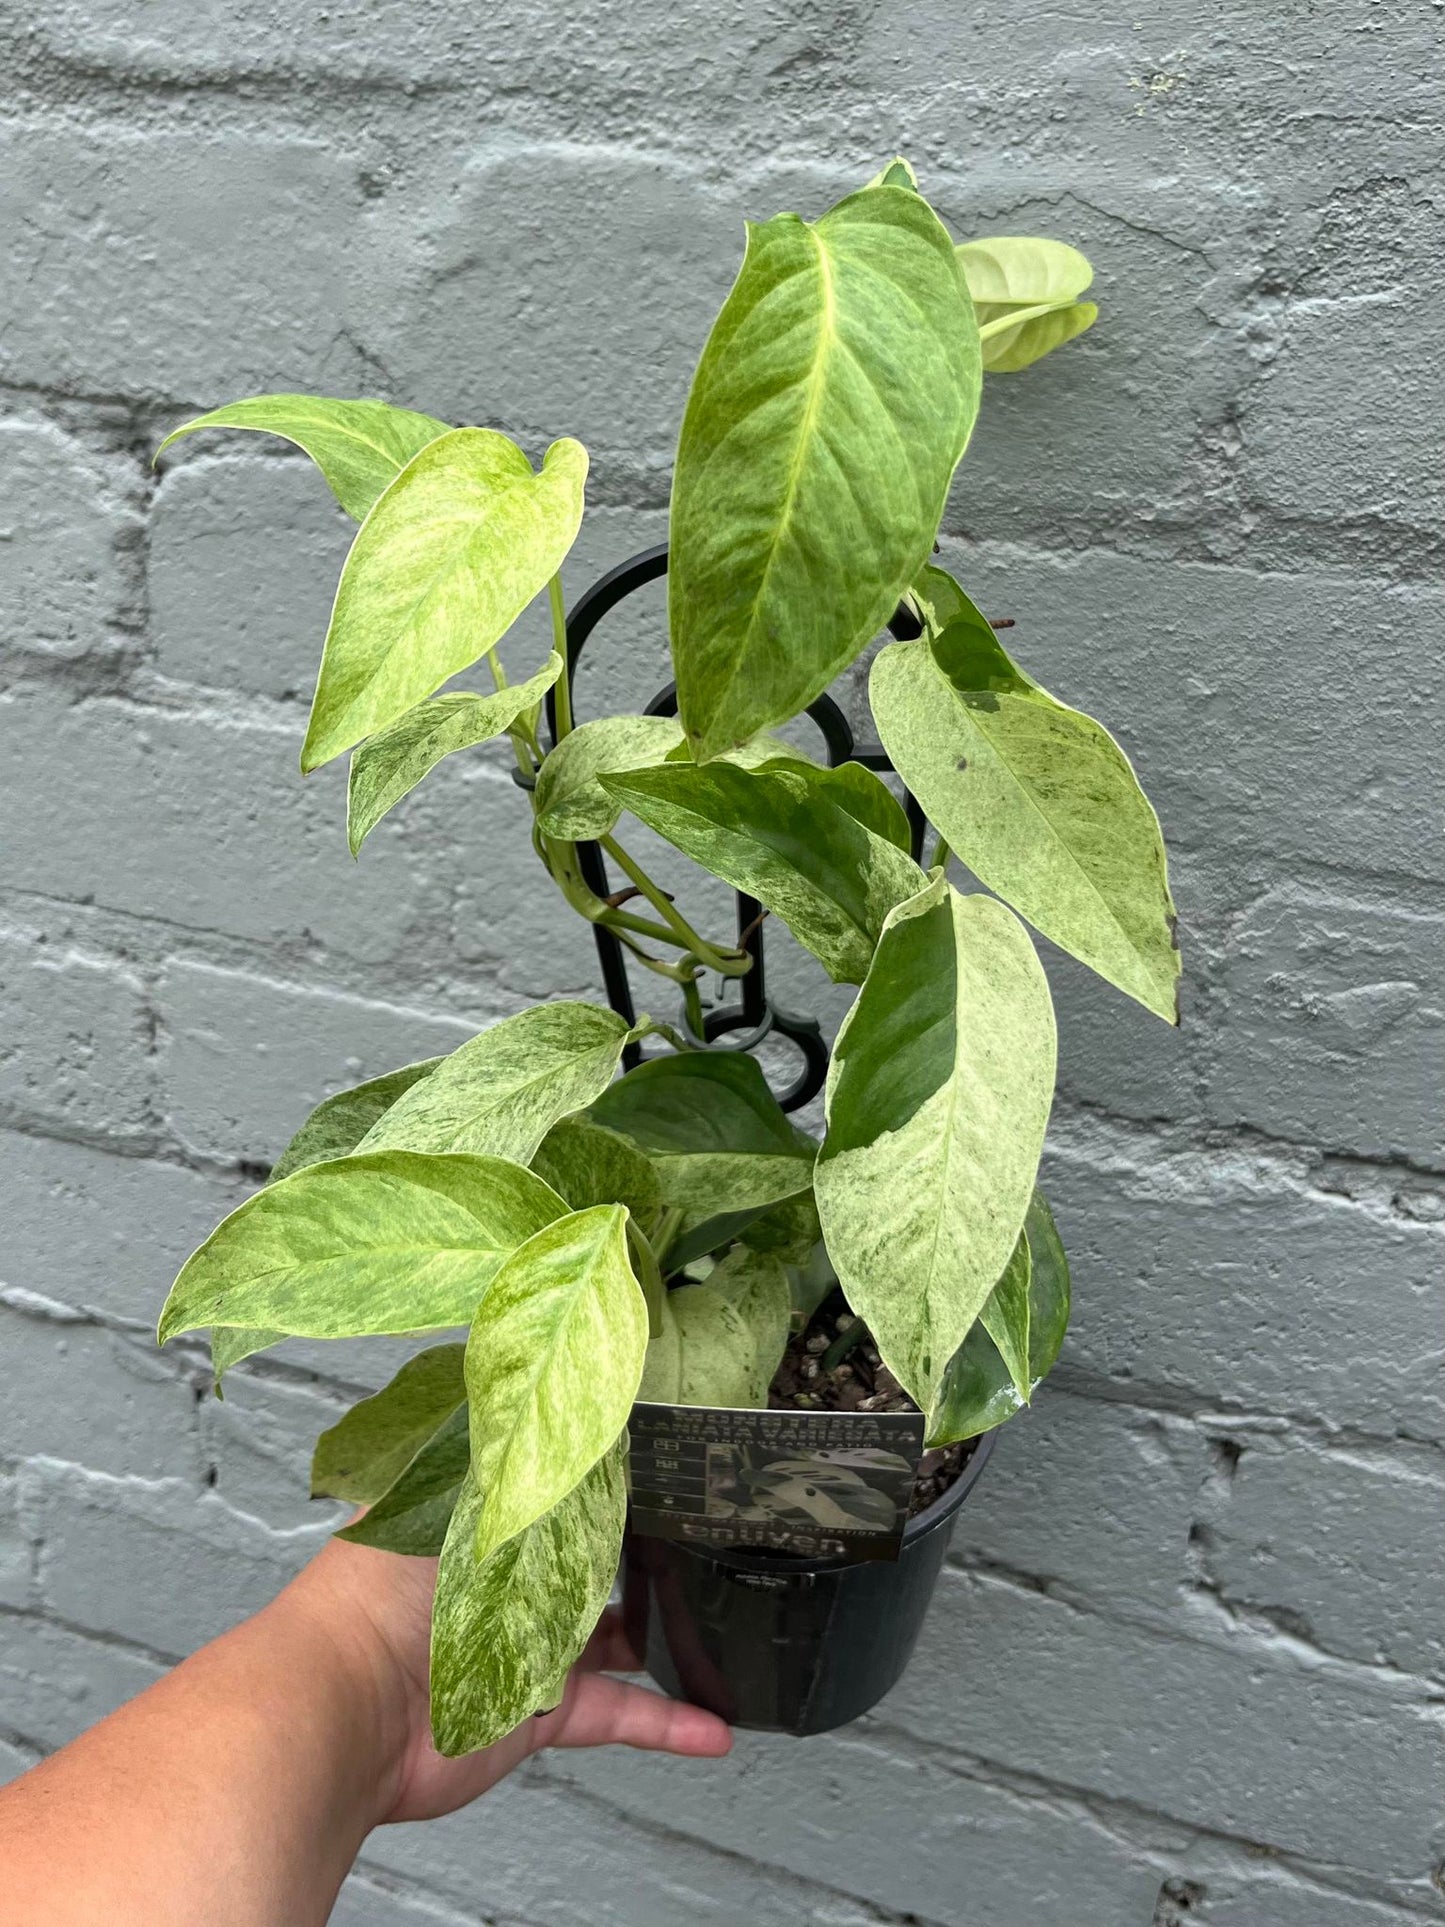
[629,1401,926,1562]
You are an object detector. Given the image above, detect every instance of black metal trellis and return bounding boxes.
[542,544,927,1112]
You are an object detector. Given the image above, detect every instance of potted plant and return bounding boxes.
[153,157,1177,1752]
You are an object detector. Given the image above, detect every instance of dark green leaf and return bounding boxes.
[311,1343,466,1503]
[530,1115,662,1221]
[601,760,925,984]
[669,182,981,759]
[156,394,452,520]
[928,1191,1071,1445]
[347,657,562,853]
[588,1050,815,1218]
[979,1232,1031,1401]
[337,1405,470,1556]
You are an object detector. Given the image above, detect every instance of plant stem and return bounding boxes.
[930,832,952,871]
[548,576,574,741]
[821,1315,870,1372]
[598,834,748,976]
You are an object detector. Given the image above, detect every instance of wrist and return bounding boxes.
[266,1541,417,1835]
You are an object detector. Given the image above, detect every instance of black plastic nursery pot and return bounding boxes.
[621,1424,997,1736]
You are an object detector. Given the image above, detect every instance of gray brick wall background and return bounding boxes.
[1,5,1442,1923]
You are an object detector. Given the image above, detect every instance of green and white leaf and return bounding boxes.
[430,1443,626,1755]
[465,1205,647,1563]
[928,1190,1071,1445]
[601,760,925,984]
[637,1285,683,1402]
[738,1187,822,1266]
[311,1343,466,1503]
[156,394,452,521]
[815,876,1056,1410]
[588,1051,816,1219]
[864,156,919,191]
[209,1323,282,1392]
[337,1405,470,1557]
[348,655,563,853]
[669,181,981,760]
[978,1231,1031,1402]
[530,1115,662,1222]
[533,715,684,841]
[160,1151,565,1342]
[870,581,1180,1021]
[271,1058,443,1183]
[360,1002,640,1166]
[302,429,587,771]
[642,1247,791,1409]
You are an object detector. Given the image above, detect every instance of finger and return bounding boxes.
[544,1673,732,1757]
[577,1608,643,1676]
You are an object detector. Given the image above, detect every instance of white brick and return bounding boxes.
[378,147,740,460]
[0,1612,162,1752]
[883,1570,1440,1878]
[1046,1133,1445,1441]
[957,1389,1210,1608]
[0,1302,201,1482]
[0,686,452,966]
[23,1461,314,1655]
[0,127,386,403]
[0,924,157,1143]
[0,421,136,659]
[0,1129,248,1329]
[1199,1436,1445,1680]
[198,1370,351,1534]
[1208,887,1445,1166]
[150,454,353,700]
[155,958,479,1162]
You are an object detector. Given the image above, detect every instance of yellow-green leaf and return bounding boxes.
[670,182,980,760]
[871,579,1180,1022]
[348,655,563,853]
[311,1343,466,1503]
[465,1205,648,1563]
[430,1444,626,1754]
[302,429,587,771]
[533,714,685,841]
[816,876,1056,1411]
[156,394,452,520]
[360,1002,639,1166]
[159,1150,566,1342]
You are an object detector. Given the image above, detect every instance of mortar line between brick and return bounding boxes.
[857,1718,1445,1917]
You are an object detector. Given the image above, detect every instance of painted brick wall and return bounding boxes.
[1,7,1442,1923]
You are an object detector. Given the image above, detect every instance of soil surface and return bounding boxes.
[768,1298,973,1518]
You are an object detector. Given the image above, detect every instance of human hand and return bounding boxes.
[286,1532,732,1828]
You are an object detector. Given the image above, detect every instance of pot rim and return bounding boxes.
[626,1419,999,1577]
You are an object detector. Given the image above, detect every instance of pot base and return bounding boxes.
[622,1427,996,1735]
